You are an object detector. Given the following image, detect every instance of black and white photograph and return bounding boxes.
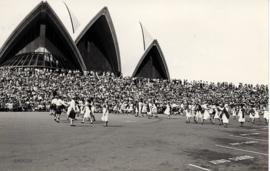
[0,0,268,170]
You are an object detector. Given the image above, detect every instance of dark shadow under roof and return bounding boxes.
[0,1,86,71]
[75,7,121,76]
[132,40,170,79]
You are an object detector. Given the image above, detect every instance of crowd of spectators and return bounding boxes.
[0,67,268,113]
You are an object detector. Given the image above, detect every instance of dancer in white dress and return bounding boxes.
[141,102,147,117]
[202,105,210,125]
[195,104,203,124]
[101,100,109,127]
[214,105,221,125]
[238,105,245,127]
[147,101,153,119]
[185,103,192,123]
[221,104,230,128]
[164,102,171,119]
[231,106,237,120]
[81,99,92,125]
[152,102,158,118]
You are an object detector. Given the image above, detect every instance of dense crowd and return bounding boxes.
[0,67,268,116]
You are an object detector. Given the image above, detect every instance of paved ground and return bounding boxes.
[0,112,268,171]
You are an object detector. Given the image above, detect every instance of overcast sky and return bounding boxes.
[0,0,268,84]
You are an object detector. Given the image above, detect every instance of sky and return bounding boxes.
[0,0,268,85]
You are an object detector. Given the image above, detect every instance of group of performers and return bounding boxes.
[183,103,269,127]
[50,95,109,127]
[49,94,268,128]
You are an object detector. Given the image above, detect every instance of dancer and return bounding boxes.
[185,103,192,123]
[134,101,139,117]
[50,95,57,117]
[81,99,93,125]
[238,105,246,127]
[253,106,260,124]
[141,101,147,117]
[138,99,143,117]
[152,101,158,118]
[208,105,215,124]
[147,100,153,119]
[101,100,109,127]
[214,104,221,125]
[195,104,203,124]
[221,104,230,128]
[231,106,237,120]
[67,96,77,126]
[55,95,67,123]
[164,102,171,119]
[202,104,210,125]
[90,98,96,122]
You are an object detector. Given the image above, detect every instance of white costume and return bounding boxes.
[152,104,157,114]
[254,108,260,119]
[138,102,143,114]
[232,109,237,117]
[147,103,153,115]
[102,105,109,122]
[214,108,220,119]
[67,99,76,116]
[142,103,147,114]
[203,109,210,120]
[238,109,245,123]
[186,105,192,118]
[83,102,91,118]
[164,104,171,115]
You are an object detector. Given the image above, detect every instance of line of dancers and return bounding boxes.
[184,103,269,127]
[50,95,109,127]
[49,94,268,128]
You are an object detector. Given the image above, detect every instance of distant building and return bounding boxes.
[0,2,86,71]
[0,2,121,76]
[75,7,121,76]
[132,40,170,80]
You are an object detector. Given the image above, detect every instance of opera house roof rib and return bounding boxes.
[132,40,170,80]
[0,1,87,71]
[75,7,121,76]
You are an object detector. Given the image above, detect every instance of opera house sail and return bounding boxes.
[132,40,170,80]
[0,2,86,71]
[75,7,121,76]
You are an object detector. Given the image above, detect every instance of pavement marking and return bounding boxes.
[240,133,260,136]
[230,135,268,142]
[216,144,268,156]
[250,133,260,135]
[209,159,231,165]
[209,155,254,165]
[228,155,254,161]
[229,141,258,146]
[188,164,211,171]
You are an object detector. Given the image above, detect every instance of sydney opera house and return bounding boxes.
[0,1,170,79]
